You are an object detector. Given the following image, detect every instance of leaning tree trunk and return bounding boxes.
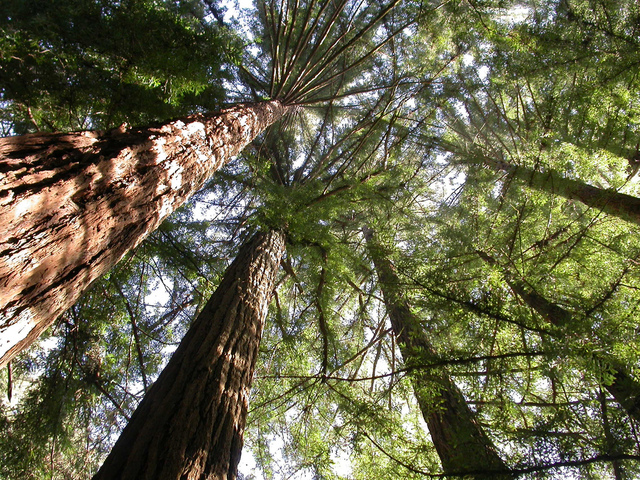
[93,229,286,480]
[477,156,640,226]
[363,227,510,479]
[0,100,288,367]
[478,251,640,424]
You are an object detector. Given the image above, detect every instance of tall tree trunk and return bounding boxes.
[478,251,640,424]
[0,100,288,367]
[478,156,640,226]
[93,229,286,480]
[363,227,510,479]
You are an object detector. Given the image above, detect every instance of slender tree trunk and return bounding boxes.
[478,251,640,424]
[363,227,510,479]
[93,229,286,480]
[0,100,288,367]
[479,156,640,226]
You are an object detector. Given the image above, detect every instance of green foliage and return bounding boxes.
[0,0,238,133]
[5,0,640,478]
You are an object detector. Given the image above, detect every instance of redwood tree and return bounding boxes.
[0,100,288,367]
[363,227,510,479]
[473,156,640,227]
[0,0,404,367]
[93,229,286,480]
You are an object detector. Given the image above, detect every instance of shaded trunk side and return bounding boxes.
[482,156,640,226]
[0,100,288,367]
[606,365,640,423]
[364,228,510,479]
[478,251,640,424]
[93,229,286,480]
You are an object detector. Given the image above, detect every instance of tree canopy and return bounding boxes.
[2,0,640,478]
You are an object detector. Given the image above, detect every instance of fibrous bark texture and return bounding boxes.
[93,229,286,480]
[0,100,287,367]
[363,228,510,479]
[478,251,640,424]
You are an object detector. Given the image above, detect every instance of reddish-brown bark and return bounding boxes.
[93,229,286,480]
[364,228,510,479]
[0,101,288,367]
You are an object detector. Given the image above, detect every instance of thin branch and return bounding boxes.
[111,279,149,392]
[364,427,640,478]
[258,351,547,383]
[362,430,432,476]
[6,362,12,402]
[316,247,329,377]
[92,379,131,422]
